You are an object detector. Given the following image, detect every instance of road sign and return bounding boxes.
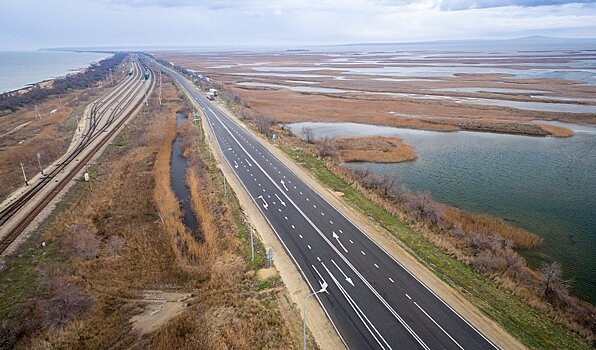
[267,248,273,264]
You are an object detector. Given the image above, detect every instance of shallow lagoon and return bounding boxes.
[289,121,596,303]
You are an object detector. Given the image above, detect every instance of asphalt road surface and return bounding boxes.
[159,62,499,350]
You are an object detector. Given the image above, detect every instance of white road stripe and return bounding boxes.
[414,302,465,350]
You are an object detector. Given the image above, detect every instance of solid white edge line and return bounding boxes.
[414,301,465,350]
[209,97,429,350]
[168,69,350,350]
[211,97,499,349]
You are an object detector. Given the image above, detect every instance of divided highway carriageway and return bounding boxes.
[155,59,499,350]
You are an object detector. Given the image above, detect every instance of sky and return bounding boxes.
[1,0,595,50]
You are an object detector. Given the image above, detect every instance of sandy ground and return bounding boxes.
[210,98,527,350]
[131,291,193,335]
[256,267,277,281]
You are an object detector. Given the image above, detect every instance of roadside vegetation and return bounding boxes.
[0,77,301,349]
[0,59,128,203]
[207,79,595,349]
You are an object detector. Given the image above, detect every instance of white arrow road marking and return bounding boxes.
[234,160,238,169]
[332,231,348,253]
[281,179,289,191]
[321,262,391,350]
[275,194,286,206]
[331,259,354,286]
[256,195,268,210]
[311,265,328,294]
[203,96,430,350]
[245,158,252,167]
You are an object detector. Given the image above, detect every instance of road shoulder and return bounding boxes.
[212,99,526,350]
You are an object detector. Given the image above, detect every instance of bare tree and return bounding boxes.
[353,167,371,180]
[379,174,399,196]
[300,126,315,143]
[318,137,339,159]
[68,224,100,260]
[37,267,95,330]
[255,113,273,136]
[540,262,563,297]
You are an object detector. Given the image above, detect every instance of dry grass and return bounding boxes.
[442,206,543,249]
[535,123,575,137]
[333,136,417,163]
[237,113,594,342]
[0,78,300,349]
[0,68,128,202]
[158,51,596,136]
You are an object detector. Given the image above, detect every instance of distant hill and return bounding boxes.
[328,36,596,52]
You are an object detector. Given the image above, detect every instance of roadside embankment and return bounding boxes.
[209,81,594,349]
[0,77,302,349]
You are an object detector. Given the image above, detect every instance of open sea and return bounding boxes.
[0,50,112,94]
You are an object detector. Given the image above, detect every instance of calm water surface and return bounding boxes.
[0,50,111,93]
[289,121,596,304]
[171,113,200,238]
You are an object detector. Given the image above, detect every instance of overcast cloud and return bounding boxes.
[0,0,594,50]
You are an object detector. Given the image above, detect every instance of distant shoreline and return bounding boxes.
[0,51,112,94]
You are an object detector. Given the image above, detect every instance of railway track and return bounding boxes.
[0,56,155,255]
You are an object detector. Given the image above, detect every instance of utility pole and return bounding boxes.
[250,229,255,262]
[36,153,45,176]
[303,282,329,350]
[73,89,78,100]
[222,170,227,196]
[58,94,63,106]
[20,163,29,186]
[34,104,42,120]
[75,115,80,134]
[159,70,162,105]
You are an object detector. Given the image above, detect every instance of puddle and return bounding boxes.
[432,87,546,94]
[171,112,200,238]
[236,81,351,93]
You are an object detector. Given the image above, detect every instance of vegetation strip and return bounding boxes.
[196,77,593,349]
[0,77,303,349]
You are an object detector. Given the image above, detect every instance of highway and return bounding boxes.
[0,57,153,255]
[157,60,499,350]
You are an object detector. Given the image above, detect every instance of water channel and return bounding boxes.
[170,112,200,238]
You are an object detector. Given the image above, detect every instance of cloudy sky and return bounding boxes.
[1,0,595,49]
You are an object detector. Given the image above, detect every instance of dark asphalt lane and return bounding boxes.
[157,62,499,350]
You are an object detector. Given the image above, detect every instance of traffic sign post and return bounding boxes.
[267,248,273,267]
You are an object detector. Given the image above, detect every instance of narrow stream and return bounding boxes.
[170,112,200,239]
